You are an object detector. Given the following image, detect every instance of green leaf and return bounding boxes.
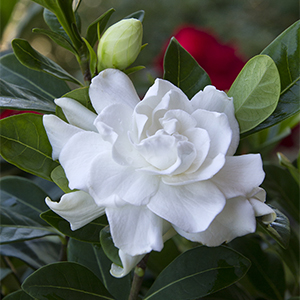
[22,262,114,300]
[31,0,83,50]
[51,165,72,193]
[68,239,131,300]
[12,39,82,85]
[244,20,300,136]
[262,164,300,223]
[0,78,56,113]
[277,152,299,184]
[100,226,122,267]
[124,65,145,75]
[144,245,251,300]
[164,37,211,99]
[41,210,108,243]
[0,177,57,244]
[0,53,70,99]
[230,236,285,300]
[258,206,290,249]
[0,238,61,269]
[0,0,18,39]
[2,290,34,300]
[228,55,280,134]
[124,10,145,22]
[33,28,78,55]
[86,8,115,47]
[0,114,59,180]
[82,37,97,77]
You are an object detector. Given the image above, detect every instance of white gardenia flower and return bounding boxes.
[44,69,276,277]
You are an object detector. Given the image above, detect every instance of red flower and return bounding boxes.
[156,26,245,91]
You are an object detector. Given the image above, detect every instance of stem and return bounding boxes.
[128,253,150,300]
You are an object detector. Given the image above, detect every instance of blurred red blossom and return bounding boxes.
[0,109,41,119]
[156,25,246,91]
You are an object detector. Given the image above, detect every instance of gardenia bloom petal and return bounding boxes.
[43,68,275,278]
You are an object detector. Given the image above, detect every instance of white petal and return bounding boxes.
[88,154,159,206]
[43,115,82,160]
[191,85,239,155]
[211,154,265,198]
[106,205,164,256]
[175,195,256,246]
[191,109,232,158]
[147,181,225,233]
[89,69,140,114]
[110,250,144,278]
[45,191,105,230]
[55,97,97,131]
[59,131,111,192]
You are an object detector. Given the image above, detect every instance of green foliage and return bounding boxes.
[41,210,108,243]
[100,226,122,267]
[242,20,300,137]
[228,55,280,134]
[0,114,59,180]
[0,0,18,39]
[3,290,34,300]
[0,176,57,244]
[163,37,211,99]
[50,165,72,193]
[22,262,114,300]
[277,152,300,185]
[124,10,145,22]
[12,39,82,85]
[68,238,131,300]
[144,246,251,300]
[86,8,115,47]
[0,53,69,112]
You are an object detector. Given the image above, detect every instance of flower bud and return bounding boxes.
[97,18,143,71]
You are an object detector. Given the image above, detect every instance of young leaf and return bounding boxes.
[257,206,290,249]
[164,37,211,99]
[124,10,145,22]
[0,79,56,113]
[51,165,72,193]
[244,20,300,136]
[0,114,59,180]
[41,210,108,243]
[228,55,280,134]
[82,37,97,77]
[144,245,251,300]
[12,39,82,85]
[22,262,114,300]
[100,226,122,267]
[68,238,131,300]
[33,28,78,55]
[0,53,70,101]
[85,8,115,47]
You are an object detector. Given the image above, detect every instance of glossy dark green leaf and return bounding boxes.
[228,55,280,134]
[22,262,114,300]
[31,0,83,50]
[41,210,108,243]
[124,10,145,22]
[2,290,34,300]
[68,238,131,300]
[0,114,59,180]
[147,238,180,276]
[12,39,82,85]
[230,236,285,300]
[242,20,300,137]
[100,226,122,267]
[0,238,61,269]
[144,245,251,300]
[164,37,211,99]
[258,206,290,248]
[33,28,77,55]
[0,79,55,113]
[0,53,70,99]
[262,164,300,223]
[86,8,115,47]
[50,165,72,193]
